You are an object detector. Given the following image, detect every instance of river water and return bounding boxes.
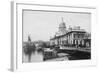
[23,50,44,63]
[22,46,91,62]
[22,50,69,62]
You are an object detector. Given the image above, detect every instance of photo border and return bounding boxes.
[11,1,97,71]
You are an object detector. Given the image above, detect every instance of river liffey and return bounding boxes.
[22,47,91,63]
[22,49,69,63]
[23,50,44,62]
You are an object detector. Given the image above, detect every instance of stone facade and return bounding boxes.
[50,18,91,47]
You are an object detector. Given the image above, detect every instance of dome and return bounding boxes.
[55,17,67,36]
[59,22,66,28]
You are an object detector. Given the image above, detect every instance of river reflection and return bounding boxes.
[23,50,44,63]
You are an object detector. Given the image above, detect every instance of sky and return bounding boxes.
[23,10,91,42]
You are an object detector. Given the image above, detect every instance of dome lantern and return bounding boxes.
[59,17,66,32]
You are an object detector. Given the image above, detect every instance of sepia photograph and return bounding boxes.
[22,10,91,63]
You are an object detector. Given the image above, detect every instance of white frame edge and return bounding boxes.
[11,1,97,72]
[11,1,17,71]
